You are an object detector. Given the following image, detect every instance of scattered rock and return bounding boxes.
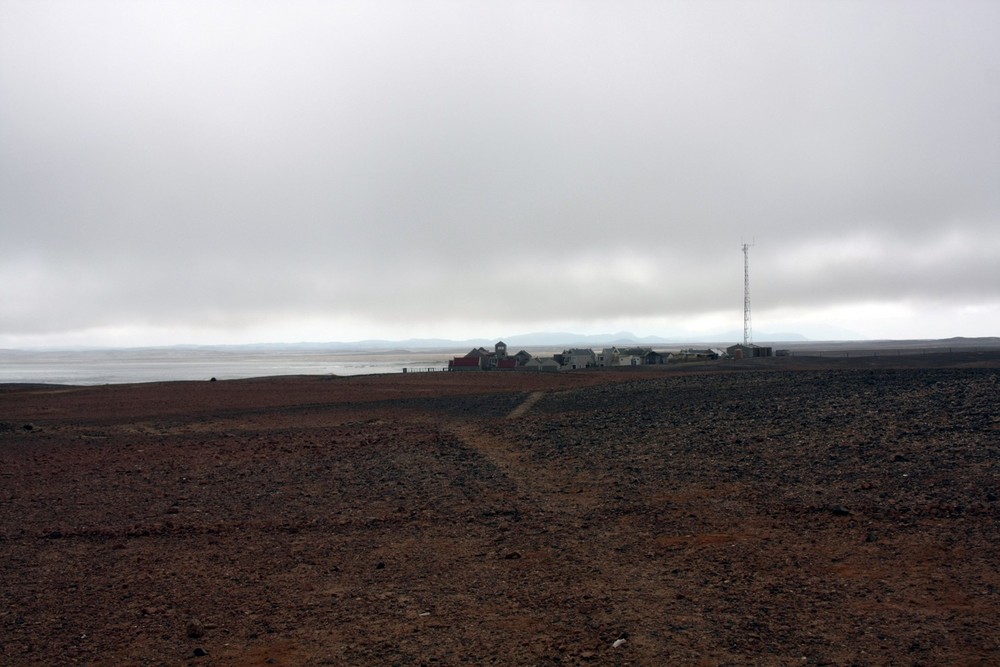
[831,506,851,516]
[186,618,205,639]
[192,647,208,657]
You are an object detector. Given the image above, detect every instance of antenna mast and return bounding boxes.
[742,241,753,346]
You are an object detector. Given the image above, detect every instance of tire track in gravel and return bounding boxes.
[442,390,598,509]
[440,390,690,657]
[505,390,546,420]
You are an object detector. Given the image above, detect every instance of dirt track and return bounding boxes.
[1,358,999,665]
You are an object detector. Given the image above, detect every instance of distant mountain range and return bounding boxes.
[201,332,1000,353]
[179,330,815,352]
[10,333,1000,354]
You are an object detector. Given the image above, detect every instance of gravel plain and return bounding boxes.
[1,354,998,665]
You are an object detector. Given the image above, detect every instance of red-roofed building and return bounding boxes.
[448,356,482,370]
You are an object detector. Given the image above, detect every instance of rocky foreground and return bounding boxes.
[1,355,998,666]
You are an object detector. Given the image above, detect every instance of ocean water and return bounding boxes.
[0,348,453,385]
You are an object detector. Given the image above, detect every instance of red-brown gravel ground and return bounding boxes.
[2,354,998,665]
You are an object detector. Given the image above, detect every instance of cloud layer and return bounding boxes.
[2,1,998,346]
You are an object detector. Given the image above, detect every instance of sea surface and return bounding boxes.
[0,348,454,385]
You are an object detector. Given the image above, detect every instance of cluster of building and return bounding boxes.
[448,341,774,371]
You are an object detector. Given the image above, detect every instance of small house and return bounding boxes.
[559,348,596,369]
[517,357,561,372]
[726,343,773,359]
[449,356,482,370]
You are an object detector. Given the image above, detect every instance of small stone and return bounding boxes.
[186,618,205,639]
[831,506,851,516]
[193,647,208,657]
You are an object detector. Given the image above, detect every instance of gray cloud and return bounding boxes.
[2,1,998,346]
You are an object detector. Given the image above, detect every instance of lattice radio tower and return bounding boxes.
[742,241,753,346]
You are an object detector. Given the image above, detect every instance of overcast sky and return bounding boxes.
[2,1,998,347]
